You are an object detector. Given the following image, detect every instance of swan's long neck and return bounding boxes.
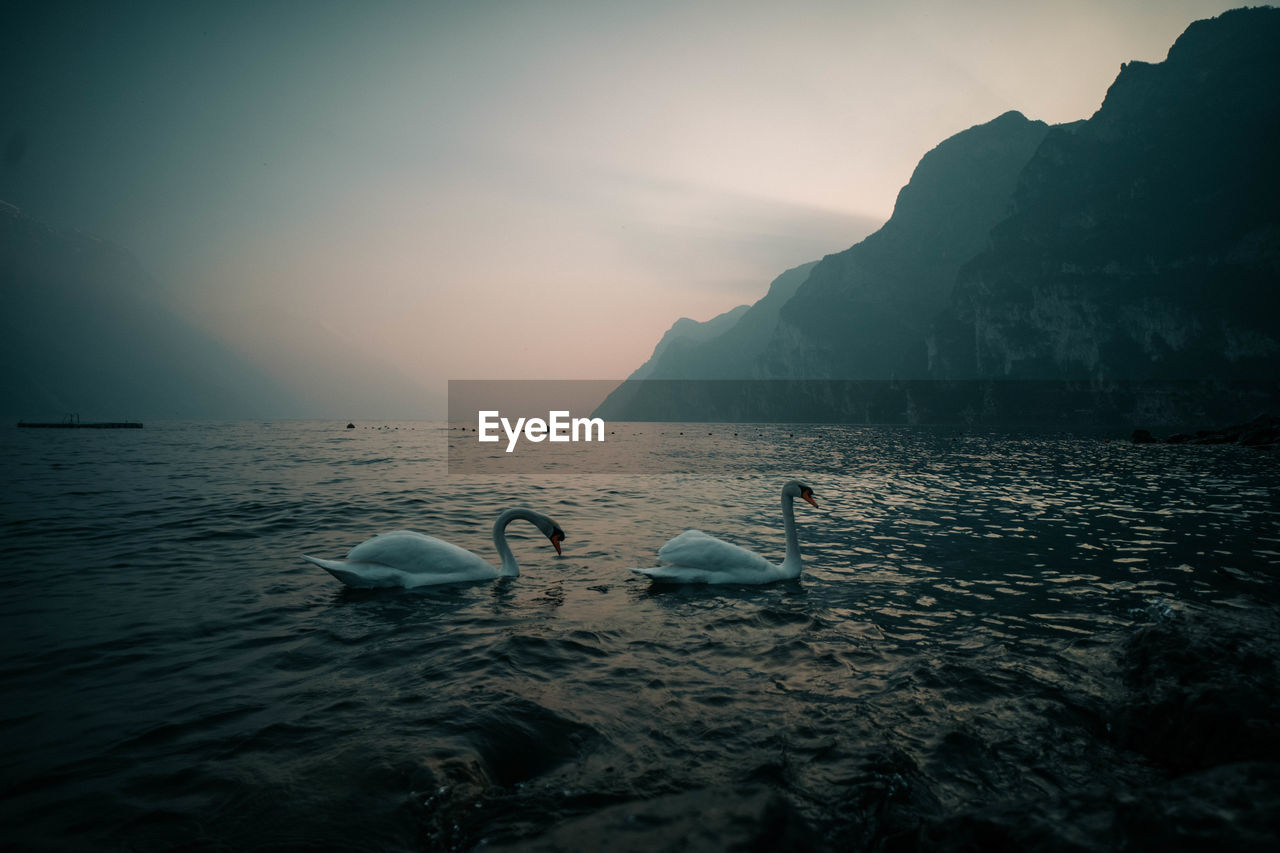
[492,508,542,576]
[780,491,802,577]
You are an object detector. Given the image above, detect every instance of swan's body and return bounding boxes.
[302,508,564,588]
[631,480,817,584]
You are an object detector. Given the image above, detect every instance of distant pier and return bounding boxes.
[17,415,142,429]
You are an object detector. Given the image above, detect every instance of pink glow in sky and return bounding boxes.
[1,0,1245,416]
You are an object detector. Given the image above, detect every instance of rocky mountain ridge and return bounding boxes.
[600,6,1280,425]
[629,260,818,381]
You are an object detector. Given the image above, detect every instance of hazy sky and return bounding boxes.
[1,0,1246,405]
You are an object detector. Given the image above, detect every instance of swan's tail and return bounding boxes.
[629,565,714,584]
[301,554,400,588]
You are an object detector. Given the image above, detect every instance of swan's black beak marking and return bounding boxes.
[550,529,565,555]
[802,489,818,508]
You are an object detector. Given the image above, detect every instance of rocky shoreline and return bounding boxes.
[885,602,1280,852]
[480,600,1280,852]
[1131,414,1280,449]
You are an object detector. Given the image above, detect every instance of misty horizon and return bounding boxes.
[0,0,1258,420]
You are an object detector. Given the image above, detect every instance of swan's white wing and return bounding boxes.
[342,530,495,578]
[304,518,552,587]
[656,529,776,574]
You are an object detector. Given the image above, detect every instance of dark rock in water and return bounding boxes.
[886,793,1118,853]
[890,763,1280,853]
[827,747,945,851]
[1117,762,1280,852]
[483,786,814,852]
[1130,428,1156,444]
[886,604,1280,852]
[468,698,602,787]
[1113,606,1280,773]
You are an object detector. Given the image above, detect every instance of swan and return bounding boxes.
[631,480,818,584]
[301,508,565,588]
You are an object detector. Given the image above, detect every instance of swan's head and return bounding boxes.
[533,514,566,555]
[784,480,819,508]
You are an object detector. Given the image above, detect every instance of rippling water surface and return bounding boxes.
[1,421,1277,850]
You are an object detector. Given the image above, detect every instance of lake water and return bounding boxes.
[1,421,1277,850]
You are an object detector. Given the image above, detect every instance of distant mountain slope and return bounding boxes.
[1,203,449,420]
[761,110,1049,379]
[626,303,751,381]
[596,111,1049,420]
[600,7,1280,424]
[0,203,304,419]
[929,6,1280,385]
[613,110,1048,391]
[627,260,819,381]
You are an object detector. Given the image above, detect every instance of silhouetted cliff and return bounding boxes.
[625,303,751,382]
[930,6,1280,391]
[637,261,817,380]
[602,7,1280,424]
[762,111,1049,380]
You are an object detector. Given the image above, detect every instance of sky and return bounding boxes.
[0,0,1248,414]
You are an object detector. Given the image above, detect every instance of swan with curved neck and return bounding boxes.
[631,480,818,584]
[302,507,565,588]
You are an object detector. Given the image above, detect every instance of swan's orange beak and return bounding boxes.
[549,531,564,555]
[803,491,818,508]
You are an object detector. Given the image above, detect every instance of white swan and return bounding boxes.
[631,480,818,584]
[301,508,565,588]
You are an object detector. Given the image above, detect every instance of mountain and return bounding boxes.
[0,202,305,420]
[929,6,1280,389]
[761,111,1049,380]
[596,111,1050,421]
[625,260,818,381]
[595,261,813,420]
[626,303,751,381]
[600,7,1280,425]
